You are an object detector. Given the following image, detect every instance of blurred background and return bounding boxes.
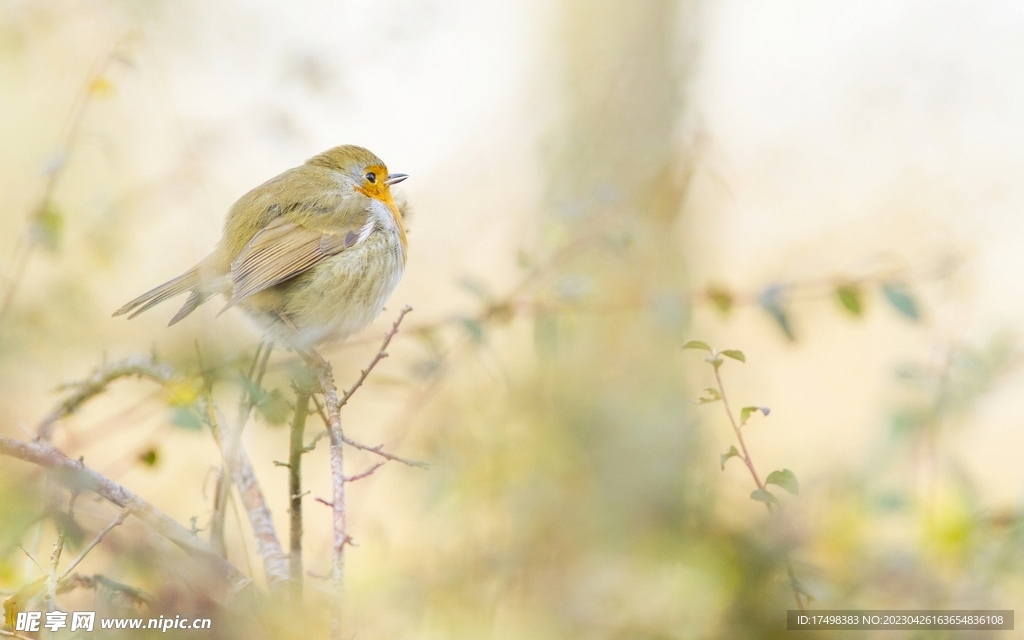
[2,0,1024,637]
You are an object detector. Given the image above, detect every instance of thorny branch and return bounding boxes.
[307,397,427,468]
[309,305,411,640]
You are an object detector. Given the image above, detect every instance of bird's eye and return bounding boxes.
[365,172,377,184]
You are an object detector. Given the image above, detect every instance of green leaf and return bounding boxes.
[766,469,799,495]
[721,349,745,363]
[31,201,64,252]
[881,282,920,321]
[757,285,796,341]
[836,283,863,316]
[706,286,733,315]
[696,387,721,404]
[740,406,770,425]
[458,317,485,345]
[750,489,780,507]
[720,445,740,470]
[682,340,712,352]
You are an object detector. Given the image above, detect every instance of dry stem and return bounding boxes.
[0,436,247,592]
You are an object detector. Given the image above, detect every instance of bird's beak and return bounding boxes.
[385,173,409,186]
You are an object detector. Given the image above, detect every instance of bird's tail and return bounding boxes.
[113,266,210,325]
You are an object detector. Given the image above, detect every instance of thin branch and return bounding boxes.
[709,363,806,612]
[288,388,311,600]
[45,492,77,611]
[308,396,427,468]
[712,367,765,492]
[344,462,384,483]
[37,356,176,441]
[0,436,248,592]
[18,545,45,575]
[338,306,413,408]
[312,354,347,640]
[58,507,131,581]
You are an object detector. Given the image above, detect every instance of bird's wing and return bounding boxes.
[220,215,368,313]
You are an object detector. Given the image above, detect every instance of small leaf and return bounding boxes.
[750,489,780,507]
[720,445,740,470]
[740,406,770,425]
[706,285,733,315]
[881,282,920,321]
[766,469,799,495]
[836,283,863,316]
[696,387,721,404]
[721,349,745,363]
[757,285,796,341]
[682,340,712,352]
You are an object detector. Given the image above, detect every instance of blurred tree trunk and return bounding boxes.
[536,0,703,539]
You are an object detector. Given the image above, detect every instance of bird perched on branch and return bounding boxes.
[114,145,409,348]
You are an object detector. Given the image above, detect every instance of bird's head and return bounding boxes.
[307,145,408,205]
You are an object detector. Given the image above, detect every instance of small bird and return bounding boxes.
[114,145,409,348]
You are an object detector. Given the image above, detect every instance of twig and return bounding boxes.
[288,388,311,600]
[338,306,413,408]
[0,436,248,592]
[344,462,384,483]
[58,507,131,581]
[312,355,347,640]
[18,545,45,575]
[308,396,427,468]
[45,492,78,611]
[37,356,176,441]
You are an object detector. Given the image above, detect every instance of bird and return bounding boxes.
[113,145,409,349]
